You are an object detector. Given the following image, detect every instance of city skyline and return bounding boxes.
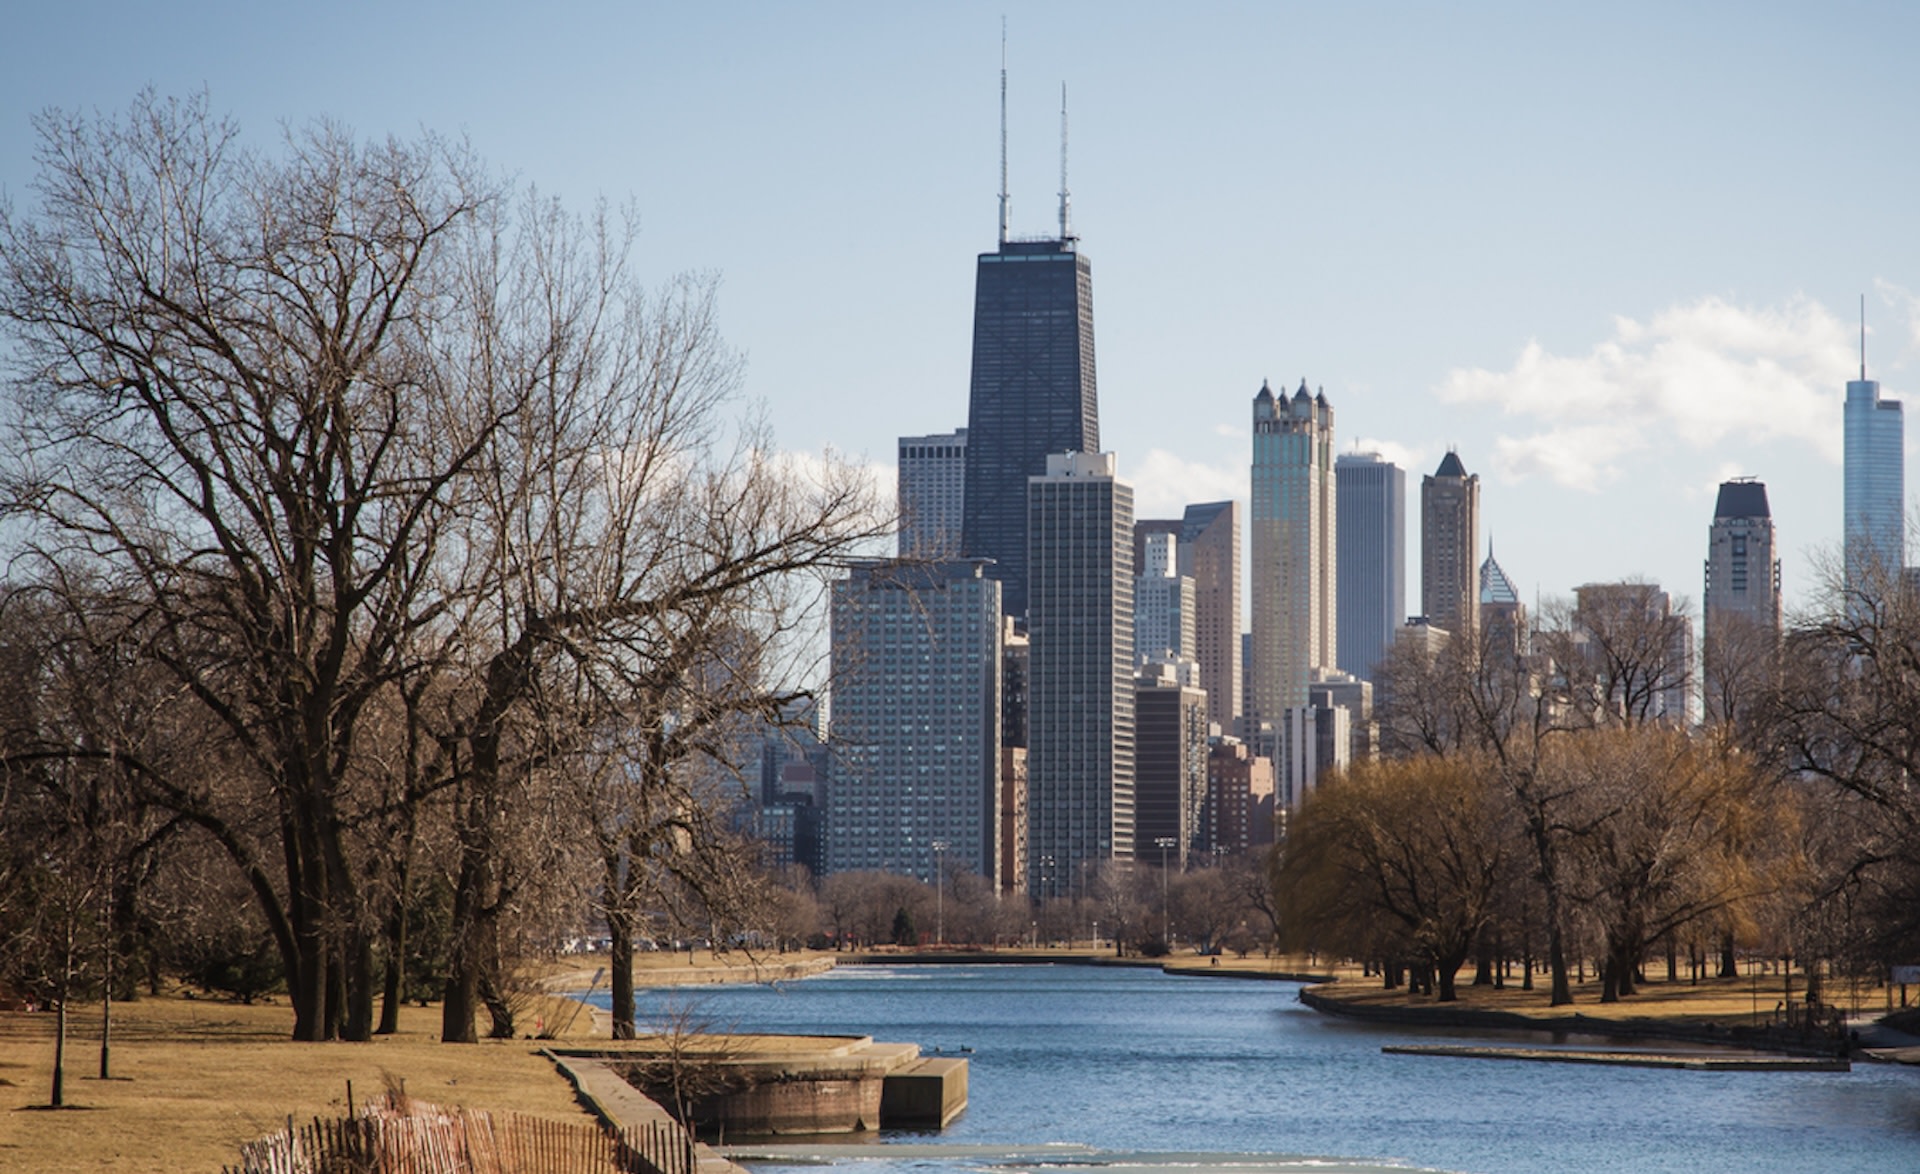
[4,5,1918,629]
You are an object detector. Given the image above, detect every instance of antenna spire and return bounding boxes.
[1058,81,1072,240]
[1861,292,1867,382]
[998,20,1009,246]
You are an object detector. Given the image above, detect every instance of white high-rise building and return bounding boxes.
[1250,380,1336,727]
[1134,531,1197,665]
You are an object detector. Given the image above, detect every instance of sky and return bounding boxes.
[5,1,1920,632]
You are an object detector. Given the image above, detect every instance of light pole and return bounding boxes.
[1155,837,1177,947]
[930,840,949,945]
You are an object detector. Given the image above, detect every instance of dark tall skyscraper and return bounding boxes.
[1335,452,1405,683]
[961,236,1098,617]
[961,82,1098,618]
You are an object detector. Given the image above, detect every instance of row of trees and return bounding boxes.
[0,93,888,1047]
[1277,567,1920,1005]
[803,854,1279,956]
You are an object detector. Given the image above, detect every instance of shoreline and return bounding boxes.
[1296,983,1883,1060]
[560,950,1920,1064]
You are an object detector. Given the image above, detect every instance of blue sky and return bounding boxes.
[6,1,1919,627]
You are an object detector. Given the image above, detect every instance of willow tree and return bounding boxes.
[1548,727,1792,1002]
[1277,756,1518,1001]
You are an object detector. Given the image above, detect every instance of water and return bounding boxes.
[594,963,1920,1174]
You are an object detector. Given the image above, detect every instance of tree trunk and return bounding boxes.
[378,899,406,1035]
[1547,925,1572,1004]
[482,968,516,1039]
[608,901,637,1041]
[1718,930,1738,978]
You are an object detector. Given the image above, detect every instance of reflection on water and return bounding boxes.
[590,962,1920,1174]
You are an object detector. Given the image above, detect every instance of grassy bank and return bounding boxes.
[0,950,841,1172]
[0,992,597,1174]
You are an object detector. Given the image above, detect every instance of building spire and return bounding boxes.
[998,19,1009,247]
[1861,292,1867,382]
[1058,82,1072,240]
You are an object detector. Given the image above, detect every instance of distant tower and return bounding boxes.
[828,560,1004,883]
[1703,480,1781,725]
[1422,451,1481,637]
[1335,452,1406,682]
[1250,381,1337,728]
[1133,662,1208,870]
[1479,542,1528,657]
[897,428,967,556]
[1844,308,1904,592]
[1026,452,1134,898]
[1181,501,1242,728]
[1134,505,1242,725]
[962,70,1098,619]
[1133,530,1196,664]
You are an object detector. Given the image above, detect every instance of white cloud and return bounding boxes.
[1128,448,1245,521]
[1874,278,1920,355]
[1438,295,1853,491]
[1348,437,1432,476]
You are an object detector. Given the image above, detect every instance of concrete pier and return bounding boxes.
[1383,1044,1850,1071]
[881,1056,969,1127]
[552,1035,968,1137]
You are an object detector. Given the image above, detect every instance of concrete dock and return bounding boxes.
[1383,1044,1850,1071]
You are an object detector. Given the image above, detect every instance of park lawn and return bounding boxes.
[0,952,838,1173]
[1304,965,1897,1027]
[0,990,600,1174]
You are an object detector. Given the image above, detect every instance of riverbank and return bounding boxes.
[1298,971,1920,1061]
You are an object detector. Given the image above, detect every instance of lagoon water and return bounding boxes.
[601,962,1920,1174]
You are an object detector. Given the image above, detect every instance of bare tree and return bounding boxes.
[0,93,886,1044]
[1548,727,1793,1001]
[1757,558,1920,973]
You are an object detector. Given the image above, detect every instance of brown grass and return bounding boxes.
[1297,960,1902,1026]
[0,991,598,1174]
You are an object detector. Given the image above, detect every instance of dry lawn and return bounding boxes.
[0,952,836,1173]
[1298,961,1902,1027]
[0,991,601,1174]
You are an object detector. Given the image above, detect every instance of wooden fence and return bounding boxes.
[224,1098,697,1174]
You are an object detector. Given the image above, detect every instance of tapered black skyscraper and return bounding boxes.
[961,78,1098,619]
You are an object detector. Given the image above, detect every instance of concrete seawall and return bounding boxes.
[1297,985,1849,1058]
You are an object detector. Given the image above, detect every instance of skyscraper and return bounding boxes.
[1133,662,1208,869]
[1703,479,1781,725]
[1180,501,1243,729]
[1844,347,1904,591]
[1422,451,1481,638]
[827,560,1004,883]
[1479,543,1527,658]
[960,88,1098,617]
[897,428,967,556]
[1133,530,1196,664]
[1135,505,1242,726]
[1250,380,1336,726]
[1027,452,1134,897]
[1335,452,1405,683]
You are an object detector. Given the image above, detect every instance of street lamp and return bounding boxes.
[930,840,950,945]
[1155,837,1178,947]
